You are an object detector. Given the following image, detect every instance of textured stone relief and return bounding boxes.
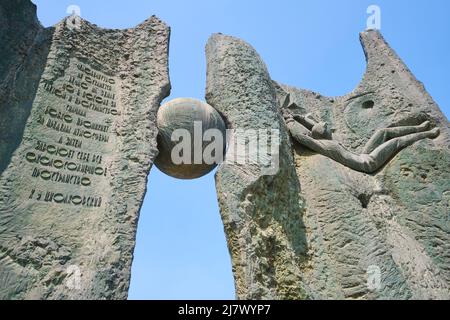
[207,31,449,300]
[0,0,170,299]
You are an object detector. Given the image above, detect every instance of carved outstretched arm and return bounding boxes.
[281,94,318,130]
[286,118,439,174]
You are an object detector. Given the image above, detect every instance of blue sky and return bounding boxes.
[32,0,449,299]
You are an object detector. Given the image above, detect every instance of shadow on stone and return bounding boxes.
[0,0,54,175]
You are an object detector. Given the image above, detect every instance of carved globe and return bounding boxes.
[154,98,227,179]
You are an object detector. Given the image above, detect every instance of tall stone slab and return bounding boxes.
[206,34,309,300]
[0,0,170,299]
[207,31,450,299]
[0,0,51,175]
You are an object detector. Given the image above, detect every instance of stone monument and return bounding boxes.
[0,0,170,299]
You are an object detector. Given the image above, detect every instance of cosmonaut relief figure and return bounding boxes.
[281,94,440,173]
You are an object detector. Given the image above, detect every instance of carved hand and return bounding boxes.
[282,109,295,124]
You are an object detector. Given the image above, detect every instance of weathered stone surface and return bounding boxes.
[155,98,226,180]
[0,1,170,299]
[207,31,450,299]
[0,0,52,175]
[206,34,309,300]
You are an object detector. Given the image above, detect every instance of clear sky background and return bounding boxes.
[32,0,449,300]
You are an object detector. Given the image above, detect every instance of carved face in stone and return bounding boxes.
[155,98,227,179]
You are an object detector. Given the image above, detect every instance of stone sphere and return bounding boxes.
[154,98,227,180]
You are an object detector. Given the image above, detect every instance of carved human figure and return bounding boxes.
[281,95,440,173]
